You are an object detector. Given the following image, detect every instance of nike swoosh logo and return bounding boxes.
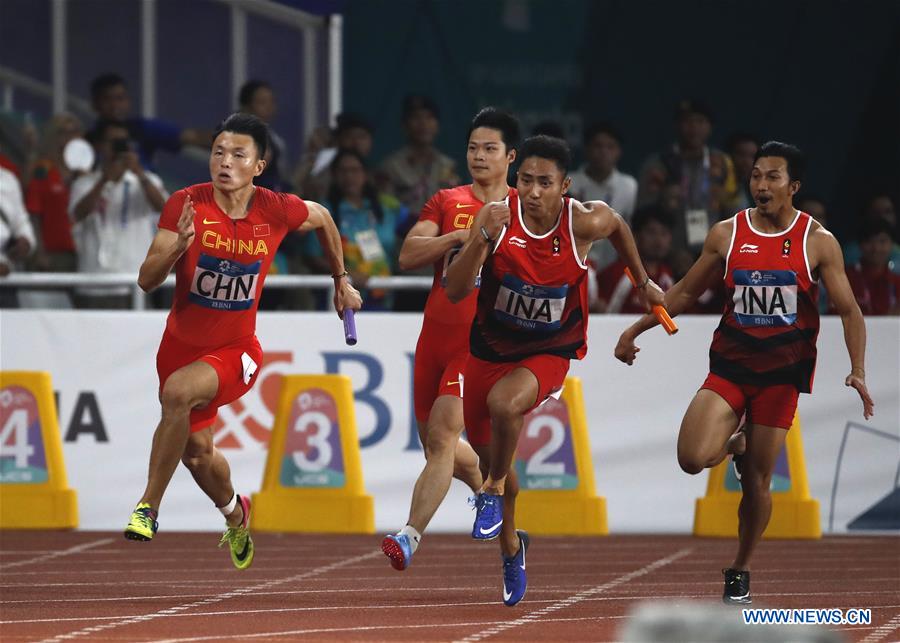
[480,520,503,535]
[446,381,460,387]
[503,586,512,601]
[456,203,473,209]
[235,536,250,561]
[203,218,219,225]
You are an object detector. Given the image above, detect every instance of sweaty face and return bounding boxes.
[210,132,265,191]
[750,156,798,216]
[95,85,131,121]
[467,127,513,184]
[584,132,620,175]
[516,157,569,219]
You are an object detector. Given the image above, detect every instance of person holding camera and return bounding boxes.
[69,120,168,308]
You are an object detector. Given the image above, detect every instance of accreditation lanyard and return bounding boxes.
[674,145,711,207]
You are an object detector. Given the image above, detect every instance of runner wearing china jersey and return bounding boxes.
[615,142,873,605]
[123,113,361,570]
[446,135,664,606]
[381,109,520,572]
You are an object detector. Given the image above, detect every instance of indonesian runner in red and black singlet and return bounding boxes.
[123,113,362,570]
[381,109,520,573]
[446,135,664,606]
[616,142,873,605]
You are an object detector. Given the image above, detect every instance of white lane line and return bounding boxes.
[859,611,900,643]
[0,539,113,571]
[455,547,694,643]
[149,614,632,643]
[35,549,382,643]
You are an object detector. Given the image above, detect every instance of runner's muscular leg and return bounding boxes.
[483,368,539,495]
[677,389,741,474]
[182,427,244,528]
[407,396,480,532]
[140,360,218,510]
[733,424,786,570]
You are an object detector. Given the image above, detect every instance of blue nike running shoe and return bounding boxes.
[471,492,503,540]
[502,530,529,606]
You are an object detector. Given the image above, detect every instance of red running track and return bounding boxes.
[0,532,898,642]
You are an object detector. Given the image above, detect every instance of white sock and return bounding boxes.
[218,494,237,517]
[398,525,421,553]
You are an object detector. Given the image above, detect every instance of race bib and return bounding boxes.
[493,274,567,332]
[440,246,480,289]
[189,254,261,311]
[732,269,798,326]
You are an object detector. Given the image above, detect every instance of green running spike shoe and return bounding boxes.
[124,503,158,541]
[219,494,254,570]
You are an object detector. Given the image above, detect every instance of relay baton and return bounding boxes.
[343,308,358,345]
[624,267,678,335]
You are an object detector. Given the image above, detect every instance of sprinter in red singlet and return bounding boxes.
[381,108,520,572]
[123,113,361,570]
[446,135,664,606]
[615,141,874,604]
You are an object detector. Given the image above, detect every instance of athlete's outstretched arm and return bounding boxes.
[299,200,363,316]
[614,220,729,364]
[574,201,664,310]
[445,202,509,302]
[138,194,195,292]
[813,226,874,418]
[398,219,468,271]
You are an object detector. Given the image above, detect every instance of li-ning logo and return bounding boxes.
[740,243,759,254]
[509,235,527,248]
[782,239,791,256]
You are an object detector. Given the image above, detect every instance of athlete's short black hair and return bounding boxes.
[90,73,126,101]
[755,141,805,183]
[517,135,571,175]
[467,107,520,151]
[214,112,268,159]
[238,80,271,108]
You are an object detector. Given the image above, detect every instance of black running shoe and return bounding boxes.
[722,568,752,604]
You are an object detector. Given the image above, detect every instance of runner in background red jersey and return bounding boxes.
[615,141,873,604]
[447,135,664,605]
[381,109,520,572]
[123,113,361,571]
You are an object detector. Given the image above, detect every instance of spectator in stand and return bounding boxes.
[593,205,675,313]
[24,113,84,272]
[842,217,900,315]
[797,195,828,227]
[87,73,211,169]
[725,132,759,212]
[379,94,459,215]
[380,95,458,311]
[303,149,407,311]
[69,120,168,308]
[0,165,37,306]
[238,80,289,192]
[293,112,375,202]
[843,194,900,273]
[570,122,638,271]
[638,99,736,264]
